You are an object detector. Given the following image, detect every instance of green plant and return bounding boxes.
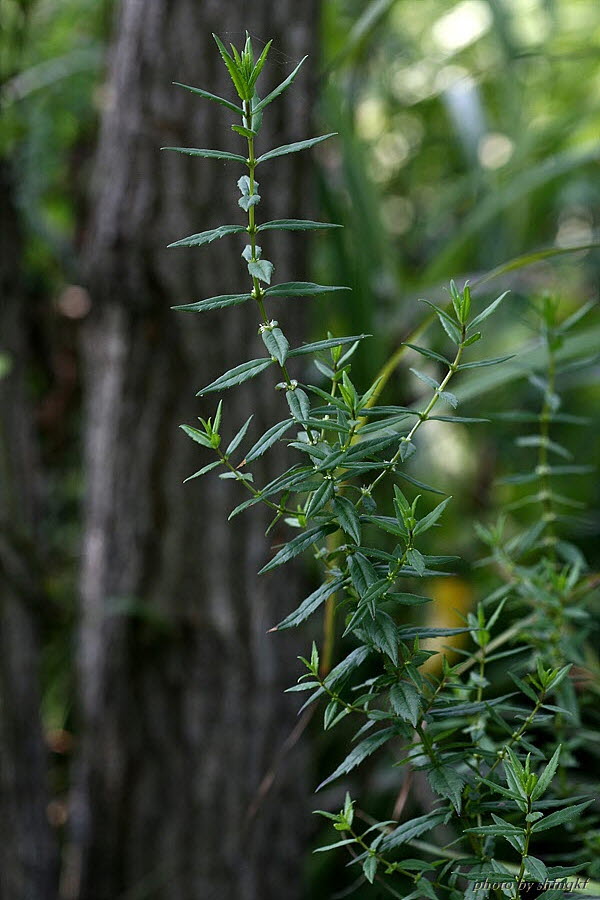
[164,35,598,899]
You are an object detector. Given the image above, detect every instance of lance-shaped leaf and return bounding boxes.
[212,32,249,99]
[172,81,243,114]
[467,290,510,331]
[167,224,246,249]
[253,56,307,113]
[257,219,343,232]
[244,419,294,462]
[407,548,426,576]
[404,343,451,365]
[288,334,369,358]
[427,765,465,813]
[225,415,253,457]
[172,292,252,313]
[261,327,289,365]
[531,746,562,801]
[161,146,247,163]
[418,298,462,344]
[396,471,446,495]
[348,552,378,594]
[413,497,452,536]
[304,479,334,518]
[259,524,336,574]
[531,800,593,833]
[333,496,361,544]
[286,387,311,422]
[390,682,421,727]
[180,425,211,448]
[197,358,273,395]
[379,811,450,852]
[183,460,220,483]
[524,857,548,883]
[257,133,337,164]
[317,727,397,790]
[271,578,344,631]
[265,281,351,298]
[458,354,515,370]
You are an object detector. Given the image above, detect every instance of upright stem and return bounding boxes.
[538,328,557,558]
[359,325,466,504]
[243,101,294,387]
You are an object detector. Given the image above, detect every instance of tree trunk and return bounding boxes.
[64,2,318,899]
[0,163,58,900]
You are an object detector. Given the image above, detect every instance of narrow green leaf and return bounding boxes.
[225,415,253,457]
[257,219,342,232]
[183,460,220,482]
[317,727,397,790]
[333,496,362,544]
[398,626,469,640]
[524,857,548,882]
[463,825,523,837]
[324,646,371,690]
[396,471,446,495]
[172,292,251,313]
[257,133,336,164]
[428,415,489,423]
[508,671,539,703]
[172,81,243,114]
[261,326,289,364]
[516,435,572,459]
[245,419,294,462]
[427,766,464,814]
[197,358,273,395]
[468,291,510,331]
[410,368,439,390]
[265,281,351,298]
[379,811,450,851]
[180,424,211,448]
[259,525,335,574]
[272,578,343,631]
[231,124,256,139]
[458,355,515,370]
[313,838,356,853]
[288,334,369,358]
[386,592,432,606]
[413,497,452,536]
[161,146,247,163]
[363,855,377,883]
[305,479,334,518]
[390,682,421,727]
[286,387,311,422]
[439,390,458,408]
[167,224,245,249]
[418,299,462,344]
[532,800,594,832]
[253,56,307,113]
[404,343,451,365]
[212,32,249,99]
[531,748,562,802]
[407,548,425,576]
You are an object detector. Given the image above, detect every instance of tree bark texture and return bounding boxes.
[0,162,58,900]
[64,3,319,899]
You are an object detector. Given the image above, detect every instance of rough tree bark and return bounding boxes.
[63,2,318,899]
[0,163,58,900]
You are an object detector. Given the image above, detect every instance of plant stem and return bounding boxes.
[358,326,466,504]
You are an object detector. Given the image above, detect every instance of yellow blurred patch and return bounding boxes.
[421,577,474,674]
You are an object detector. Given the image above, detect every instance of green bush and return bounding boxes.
[166,34,598,900]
